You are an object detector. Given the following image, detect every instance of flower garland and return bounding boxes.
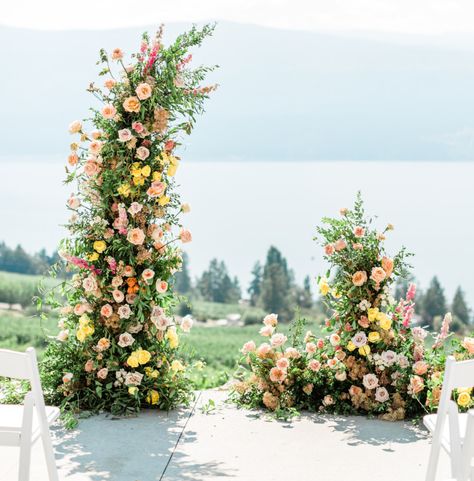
[42,25,216,417]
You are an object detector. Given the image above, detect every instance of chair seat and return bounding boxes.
[0,404,60,443]
[424,412,468,454]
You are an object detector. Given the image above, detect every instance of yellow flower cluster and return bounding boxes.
[171,359,185,372]
[117,183,131,197]
[131,162,151,186]
[319,278,330,296]
[166,329,179,349]
[161,152,180,177]
[127,349,152,368]
[144,366,159,378]
[76,314,95,342]
[368,308,392,330]
[146,389,160,405]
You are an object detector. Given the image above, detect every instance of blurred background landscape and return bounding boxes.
[1,12,473,388]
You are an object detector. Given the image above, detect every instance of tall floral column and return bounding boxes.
[42,26,216,416]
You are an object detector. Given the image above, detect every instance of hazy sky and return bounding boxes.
[3,0,474,35]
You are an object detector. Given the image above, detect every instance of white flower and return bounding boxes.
[351,331,367,348]
[118,304,132,319]
[181,315,194,333]
[118,332,135,348]
[124,372,143,386]
[362,373,379,390]
[358,299,371,311]
[381,350,398,366]
[375,386,390,403]
[270,333,287,348]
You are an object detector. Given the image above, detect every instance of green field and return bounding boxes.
[0,270,324,389]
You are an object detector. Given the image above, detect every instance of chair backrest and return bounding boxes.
[0,348,34,380]
[439,356,474,412]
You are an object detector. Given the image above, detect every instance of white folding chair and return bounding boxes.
[424,356,474,481]
[458,410,474,481]
[0,347,60,481]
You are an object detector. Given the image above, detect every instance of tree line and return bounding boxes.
[0,242,59,275]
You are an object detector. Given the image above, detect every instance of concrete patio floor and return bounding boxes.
[0,389,451,481]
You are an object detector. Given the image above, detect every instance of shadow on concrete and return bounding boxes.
[325,415,428,448]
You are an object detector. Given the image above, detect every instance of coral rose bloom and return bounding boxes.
[352,270,367,287]
[97,337,110,351]
[147,181,166,198]
[123,96,141,113]
[100,304,113,318]
[101,104,117,119]
[135,82,153,100]
[371,267,386,284]
[462,337,474,354]
[269,366,287,383]
[68,120,82,134]
[353,226,365,237]
[142,269,155,281]
[324,244,335,255]
[111,48,124,60]
[180,229,192,243]
[68,153,78,166]
[409,375,425,394]
[381,257,394,277]
[127,228,145,246]
[334,239,347,251]
[156,280,168,293]
[104,78,116,89]
[413,360,429,376]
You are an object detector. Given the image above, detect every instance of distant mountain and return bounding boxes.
[1,22,474,161]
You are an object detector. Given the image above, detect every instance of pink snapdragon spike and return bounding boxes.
[107,257,117,274]
[406,283,416,301]
[177,54,192,71]
[433,312,452,348]
[143,44,160,75]
[64,254,101,275]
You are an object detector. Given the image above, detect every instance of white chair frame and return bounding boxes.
[0,347,60,481]
[425,356,474,481]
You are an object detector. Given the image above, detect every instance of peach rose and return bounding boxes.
[409,375,425,395]
[308,359,321,372]
[63,373,73,383]
[89,141,103,154]
[262,391,279,411]
[353,226,365,237]
[104,78,116,89]
[68,153,79,166]
[135,82,152,100]
[381,257,394,278]
[84,161,100,177]
[118,128,133,142]
[142,269,155,281]
[100,304,113,318]
[84,359,94,373]
[180,229,192,243]
[370,266,386,284]
[147,181,165,198]
[413,360,428,376]
[352,270,367,287]
[259,325,274,337]
[462,337,474,354]
[276,357,289,370]
[123,96,141,113]
[132,121,144,133]
[97,337,110,351]
[127,227,145,246]
[241,340,256,354]
[68,120,82,134]
[256,343,272,358]
[269,366,287,383]
[97,368,109,380]
[111,48,124,60]
[324,244,335,255]
[156,280,168,293]
[101,104,117,119]
[334,239,347,251]
[323,395,334,406]
[330,335,341,347]
[352,243,363,250]
[349,385,363,397]
[263,313,278,327]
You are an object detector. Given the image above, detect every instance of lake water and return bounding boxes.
[1,159,473,306]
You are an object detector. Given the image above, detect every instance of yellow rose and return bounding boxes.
[368,308,379,322]
[146,390,160,405]
[457,391,471,408]
[141,165,151,177]
[346,341,356,352]
[137,349,151,365]
[128,386,138,395]
[167,164,178,177]
[332,289,341,299]
[127,353,140,368]
[158,196,170,206]
[133,176,145,186]
[319,279,330,296]
[117,183,131,197]
[131,162,142,176]
[378,314,392,331]
[368,331,380,343]
[152,171,162,181]
[166,330,179,349]
[93,240,107,253]
[88,252,99,262]
[76,328,87,342]
[171,360,185,372]
[358,345,371,356]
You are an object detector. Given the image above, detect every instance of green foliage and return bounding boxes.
[451,286,471,325]
[248,261,262,306]
[173,251,192,294]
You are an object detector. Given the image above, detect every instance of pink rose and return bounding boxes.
[305,342,317,354]
[256,343,272,358]
[375,387,389,403]
[68,120,82,134]
[112,289,125,303]
[135,146,150,160]
[362,373,379,390]
[259,325,274,337]
[270,333,287,348]
[276,357,289,370]
[118,304,132,319]
[131,122,144,134]
[84,359,94,373]
[135,82,152,100]
[104,78,116,89]
[308,359,321,372]
[284,347,301,359]
[180,315,194,333]
[241,340,256,354]
[97,368,109,380]
[118,128,133,142]
[353,226,365,237]
[84,161,100,177]
[142,269,155,281]
[147,181,166,198]
[329,333,340,347]
[67,195,81,210]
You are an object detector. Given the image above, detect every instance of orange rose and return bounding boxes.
[381,257,394,277]
[370,266,386,284]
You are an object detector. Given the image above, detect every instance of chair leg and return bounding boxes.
[18,393,34,481]
[425,440,441,481]
[41,428,59,481]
